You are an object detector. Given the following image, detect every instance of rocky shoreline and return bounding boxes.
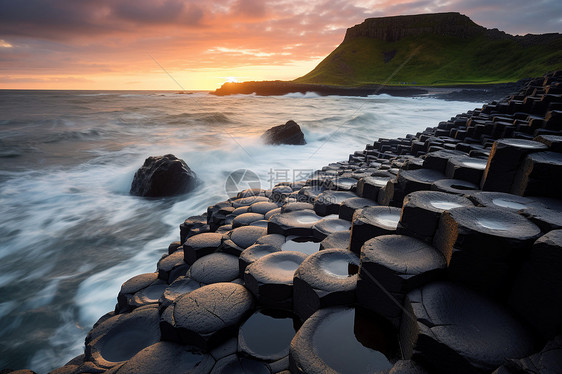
[14,72,562,374]
[212,80,530,103]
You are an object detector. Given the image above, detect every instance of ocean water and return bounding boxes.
[0,90,480,372]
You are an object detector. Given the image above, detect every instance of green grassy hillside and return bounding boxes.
[295,34,562,86]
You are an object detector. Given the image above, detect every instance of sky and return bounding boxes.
[0,0,561,90]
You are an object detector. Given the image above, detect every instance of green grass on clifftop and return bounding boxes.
[295,34,562,86]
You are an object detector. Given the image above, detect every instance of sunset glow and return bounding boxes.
[0,0,560,90]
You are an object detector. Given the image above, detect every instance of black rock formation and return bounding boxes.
[130,154,197,198]
[261,120,306,145]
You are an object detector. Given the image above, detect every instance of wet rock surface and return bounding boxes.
[130,154,197,197]
[261,120,306,145]
[268,209,323,236]
[161,283,254,349]
[434,206,541,298]
[349,206,401,253]
[399,191,473,241]
[48,72,562,374]
[238,309,298,362]
[86,305,161,369]
[244,251,308,309]
[293,248,359,321]
[358,235,446,325]
[400,281,535,374]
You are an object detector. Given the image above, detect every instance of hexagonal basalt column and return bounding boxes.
[398,191,473,242]
[423,150,465,173]
[268,209,323,237]
[232,213,265,228]
[313,190,357,216]
[339,197,379,221]
[356,175,393,201]
[297,185,327,203]
[179,215,207,244]
[230,196,269,208]
[116,273,168,314]
[160,283,255,349]
[396,169,446,197]
[249,201,279,215]
[445,156,487,185]
[400,282,535,374]
[349,206,401,254]
[281,202,314,213]
[183,233,222,265]
[328,176,359,191]
[221,226,267,256]
[481,138,548,192]
[293,249,359,321]
[186,252,240,285]
[357,235,446,325]
[511,151,562,198]
[433,207,541,298]
[311,217,351,240]
[157,249,188,283]
[239,243,282,274]
[520,198,562,231]
[244,251,308,309]
[159,276,203,312]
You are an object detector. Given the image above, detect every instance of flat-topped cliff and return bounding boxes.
[343,12,490,42]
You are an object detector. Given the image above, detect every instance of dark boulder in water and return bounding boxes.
[261,120,306,145]
[130,154,196,197]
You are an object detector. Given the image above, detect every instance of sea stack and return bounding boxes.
[261,120,307,145]
[130,154,197,197]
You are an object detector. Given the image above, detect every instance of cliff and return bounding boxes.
[343,12,491,42]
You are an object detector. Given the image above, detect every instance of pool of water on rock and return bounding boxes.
[281,236,322,255]
[312,307,397,373]
[265,258,303,279]
[318,253,359,278]
[477,219,511,231]
[373,213,400,227]
[430,201,464,210]
[239,309,299,360]
[491,198,528,210]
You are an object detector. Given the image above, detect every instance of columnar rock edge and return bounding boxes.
[49,72,562,374]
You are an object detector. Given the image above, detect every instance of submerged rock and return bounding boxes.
[261,120,306,145]
[130,154,197,197]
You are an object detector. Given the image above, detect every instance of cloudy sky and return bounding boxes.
[0,0,561,90]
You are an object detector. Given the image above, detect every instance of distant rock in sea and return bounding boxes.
[130,154,197,197]
[261,120,306,145]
